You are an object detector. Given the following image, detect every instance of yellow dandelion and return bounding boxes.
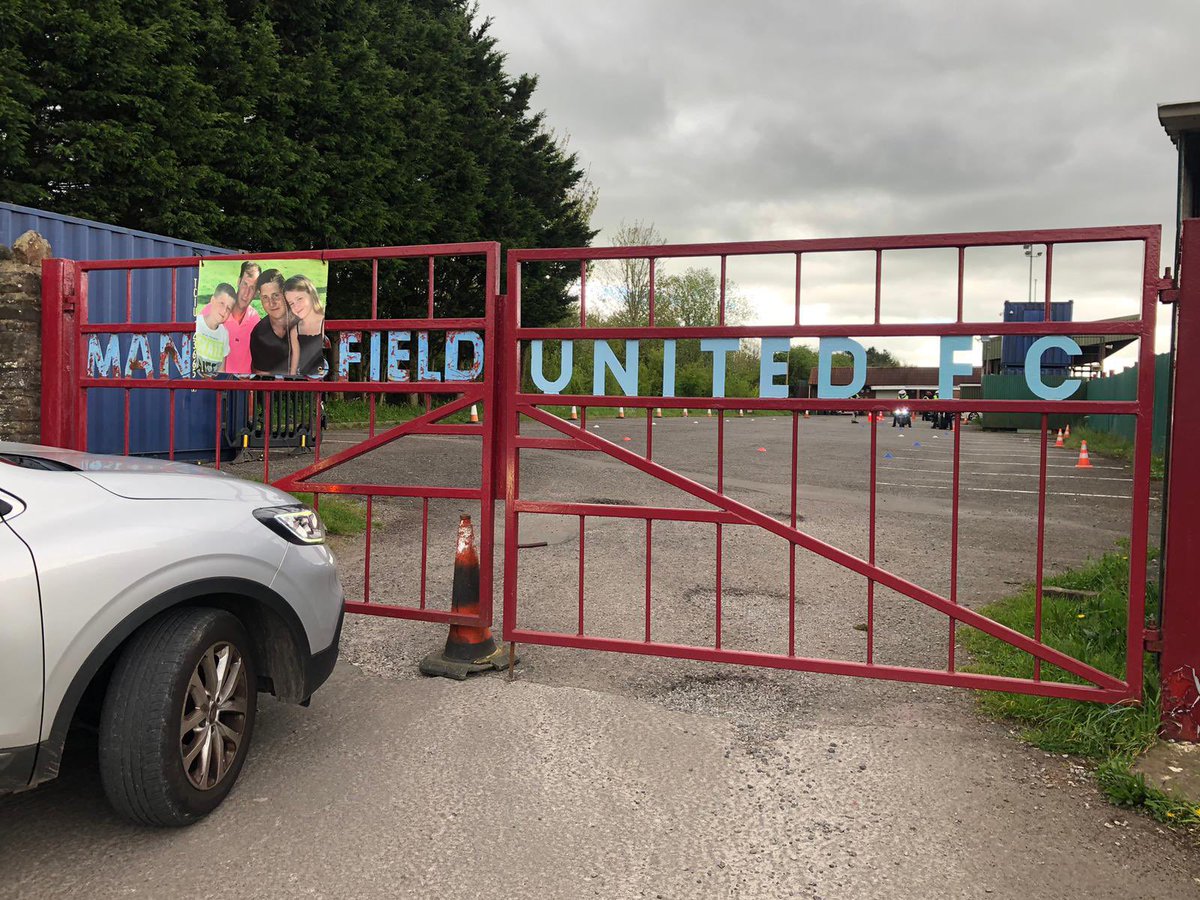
[1166,811,1176,818]
[1077,614,1086,619]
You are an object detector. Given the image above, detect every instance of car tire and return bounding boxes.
[98,607,258,827]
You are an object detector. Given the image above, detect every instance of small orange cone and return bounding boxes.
[419,515,509,679]
[569,405,578,421]
[469,404,479,423]
[655,407,663,418]
[1055,428,1064,448]
[707,408,713,417]
[682,407,689,417]
[617,407,625,419]
[738,409,745,418]
[757,447,767,453]
[1075,440,1093,468]
[1065,423,1071,438]
[803,410,810,419]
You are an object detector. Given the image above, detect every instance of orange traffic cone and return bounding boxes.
[419,515,509,679]
[707,408,713,417]
[655,407,663,418]
[1055,428,1064,448]
[569,405,579,421]
[617,407,625,419]
[738,409,745,418]
[803,410,810,419]
[1075,441,1093,468]
[469,404,479,423]
[1065,424,1071,438]
[682,407,689,417]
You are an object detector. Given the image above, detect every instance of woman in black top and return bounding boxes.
[285,274,328,378]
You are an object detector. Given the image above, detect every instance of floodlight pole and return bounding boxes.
[1024,244,1043,302]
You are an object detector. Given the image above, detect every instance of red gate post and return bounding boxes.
[39,259,82,449]
[1160,218,1200,741]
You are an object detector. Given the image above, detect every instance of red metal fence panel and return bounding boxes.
[501,225,1162,702]
[44,242,500,627]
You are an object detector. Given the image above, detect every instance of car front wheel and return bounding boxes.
[98,607,258,827]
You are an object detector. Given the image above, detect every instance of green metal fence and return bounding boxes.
[978,374,1075,432]
[1084,353,1171,456]
[976,353,1171,455]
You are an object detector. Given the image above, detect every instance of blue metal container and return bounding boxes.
[999,300,1074,372]
[1,202,234,456]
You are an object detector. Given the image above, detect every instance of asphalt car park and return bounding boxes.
[2,416,1195,899]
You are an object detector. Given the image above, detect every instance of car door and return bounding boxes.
[0,488,43,789]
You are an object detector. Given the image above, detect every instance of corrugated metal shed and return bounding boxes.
[1,202,235,456]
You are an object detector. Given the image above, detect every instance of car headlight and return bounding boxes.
[255,505,326,545]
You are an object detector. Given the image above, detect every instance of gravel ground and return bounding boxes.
[4,414,1193,899]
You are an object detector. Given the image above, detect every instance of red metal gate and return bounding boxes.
[501,226,1161,702]
[41,242,500,628]
[38,226,1172,704]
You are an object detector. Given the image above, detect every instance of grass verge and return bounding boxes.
[962,548,1200,827]
[1063,426,1165,480]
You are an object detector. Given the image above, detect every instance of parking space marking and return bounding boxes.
[883,467,1130,482]
[876,480,1135,500]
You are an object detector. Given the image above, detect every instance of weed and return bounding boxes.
[962,547,1196,827]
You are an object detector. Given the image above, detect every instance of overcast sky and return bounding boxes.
[480,0,1199,364]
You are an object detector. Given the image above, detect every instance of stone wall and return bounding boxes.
[0,232,52,443]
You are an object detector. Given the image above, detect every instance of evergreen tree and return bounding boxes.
[0,0,595,323]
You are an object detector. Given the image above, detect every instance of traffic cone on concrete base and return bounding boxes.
[420,515,510,680]
[1055,428,1064,448]
[469,404,479,423]
[1075,441,1093,469]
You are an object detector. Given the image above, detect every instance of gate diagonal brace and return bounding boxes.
[523,405,1126,693]
[274,391,483,493]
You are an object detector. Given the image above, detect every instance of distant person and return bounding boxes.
[223,261,262,375]
[285,274,328,377]
[193,283,236,377]
[250,269,300,376]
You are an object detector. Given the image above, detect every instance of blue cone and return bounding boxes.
[912,441,921,448]
[883,451,894,460]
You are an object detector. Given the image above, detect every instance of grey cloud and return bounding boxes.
[480,0,1198,356]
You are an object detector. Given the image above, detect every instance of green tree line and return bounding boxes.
[0,0,594,323]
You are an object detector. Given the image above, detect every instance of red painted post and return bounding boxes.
[39,259,81,449]
[1160,219,1200,741]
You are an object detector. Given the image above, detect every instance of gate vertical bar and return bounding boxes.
[1160,220,1197,740]
[40,259,82,449]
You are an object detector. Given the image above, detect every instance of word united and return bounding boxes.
[531,335,1087,401]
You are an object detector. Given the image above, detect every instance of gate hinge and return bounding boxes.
[1155,270,1179,305]
[1143,627,1163,654]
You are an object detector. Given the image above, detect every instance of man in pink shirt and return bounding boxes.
[223,261,262,374]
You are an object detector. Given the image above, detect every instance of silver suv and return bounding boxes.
[0,442,344,826]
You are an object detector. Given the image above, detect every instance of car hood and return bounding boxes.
[0,442,298,504]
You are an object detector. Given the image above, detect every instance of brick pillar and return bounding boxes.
[0,232,52,443]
